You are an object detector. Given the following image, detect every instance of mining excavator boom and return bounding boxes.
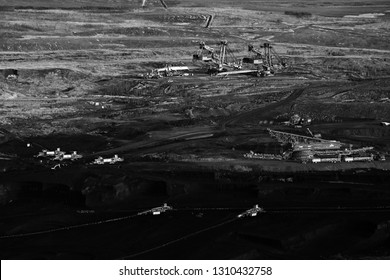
[193,41,218,63]
[195,40,242,73]
[241,42,287,76]
[262,43,287,69]
[242,44,264,65]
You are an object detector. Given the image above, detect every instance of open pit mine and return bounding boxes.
[1,0,390,260]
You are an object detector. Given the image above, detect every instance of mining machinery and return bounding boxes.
[237,204,265,218]
[92,154,124,165]
[216,40,242,71]
[36,148,82,161]
[193,40,242,74]
[267,128,339,145]
[193,41,218,63]
[193,41,288,77]
[262,43,287,72]
[143,65,194,79]
[242,43,287,76]
[55,151,82,161]
[138,203,173,215]
[242,44,263,65]
[36,148,63,158]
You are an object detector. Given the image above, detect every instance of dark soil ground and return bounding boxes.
[1,0,390,259]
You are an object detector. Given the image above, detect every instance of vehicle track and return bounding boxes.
[89,87,305,158]
[221,87,306,129]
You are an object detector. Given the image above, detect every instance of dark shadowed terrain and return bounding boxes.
[1,0,390,259]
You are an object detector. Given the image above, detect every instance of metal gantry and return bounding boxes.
[267,128,332,145]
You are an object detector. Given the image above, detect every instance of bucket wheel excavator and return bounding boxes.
[242,43,287,76]
[193,40,242,74]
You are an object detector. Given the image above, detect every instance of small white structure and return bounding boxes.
[37,148,82,161]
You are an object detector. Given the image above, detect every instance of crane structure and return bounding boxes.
[216,40,242,71]
[261,43,287,72]
[242,44,263,65]
[193,41,218,63]
[241,43,287,76]
[193,41,288,77]
[193,40,242,74]
[267,128,338,145]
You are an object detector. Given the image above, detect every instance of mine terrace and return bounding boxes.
[1,0,390,259]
